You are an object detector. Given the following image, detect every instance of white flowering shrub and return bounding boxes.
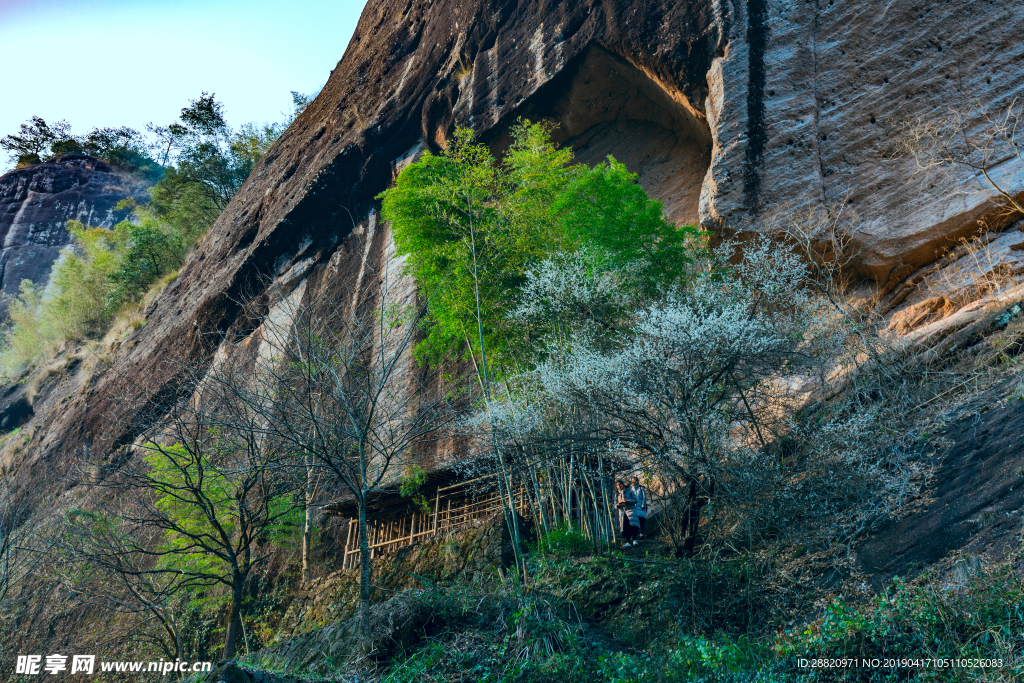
[458,233,925,557]
[509,248,634,355]
[525,238,849,550]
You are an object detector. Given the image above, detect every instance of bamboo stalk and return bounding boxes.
[436,472,497,493]
[348,520,356,569]
[529,457,549,535]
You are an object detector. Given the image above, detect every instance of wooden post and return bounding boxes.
[341,520,348,570]
[433,490,441,533]
[345,519,355,570]
[348,518,356,573]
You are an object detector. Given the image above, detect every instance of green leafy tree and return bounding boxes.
[550,155,700,292]
[0,281,49,375]
[49,221,123,332]
[379,121,701,372]
[106,201,190,308]
[380,123,577,577]
[1,116,160,176]
[0,116,74,166]
[100,374,300,660]
[289,90,316,120]
[148,93,282,235]
[148,166,222,240]
[380,124,554,370]
[81,126,163,180]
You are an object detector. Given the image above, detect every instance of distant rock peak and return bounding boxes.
[0,153,151,313]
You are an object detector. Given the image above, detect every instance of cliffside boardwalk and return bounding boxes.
[325,474,530,569]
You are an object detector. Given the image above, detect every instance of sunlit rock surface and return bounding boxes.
[7,0,1024,557]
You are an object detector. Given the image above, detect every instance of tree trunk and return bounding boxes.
[223,572,244,659]
[682,479,713,556]
[466,208,523,579]
[358,498,372,655]
[302,478,313,586]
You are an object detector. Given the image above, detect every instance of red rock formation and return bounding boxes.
[10,0,1024,503]
[0,8,1022,667]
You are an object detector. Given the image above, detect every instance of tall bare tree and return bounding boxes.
[54,512,194,665]
[213,270,456,655]
[98,363,300,660]
[0,462,62,616]
[0,478,28,610]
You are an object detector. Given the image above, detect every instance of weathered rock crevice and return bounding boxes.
[743,0,769,210]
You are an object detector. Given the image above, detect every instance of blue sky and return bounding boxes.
[0,0,367,150]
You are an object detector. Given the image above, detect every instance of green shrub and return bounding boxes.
[770,569,1024,681]
[107,202,189,309]
[400,464,432,514]
[0,221,122,376]
[1,281,49,375]
[0,205,195,378]
[665,635,775,681]
[539,524,592,557]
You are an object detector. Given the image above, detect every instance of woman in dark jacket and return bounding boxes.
[630,477,648,538]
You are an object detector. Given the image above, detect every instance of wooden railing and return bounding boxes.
[340,484,528,570]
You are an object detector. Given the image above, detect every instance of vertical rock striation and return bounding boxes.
[7,0,1024,506]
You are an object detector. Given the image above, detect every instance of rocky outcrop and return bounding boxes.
[857,376,1024,589]
[0,154,150,312]
[705,0,1024,285]
[4,0,1024,586]
[0,1,984,482]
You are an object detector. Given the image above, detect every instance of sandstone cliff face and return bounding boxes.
[704,0,1024,285]
[8,0,1024,521]
[0,154,150,312]
[2,3,1024,668]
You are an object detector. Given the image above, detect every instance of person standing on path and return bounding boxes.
[630,477,648,539]
[615,480,640,547]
